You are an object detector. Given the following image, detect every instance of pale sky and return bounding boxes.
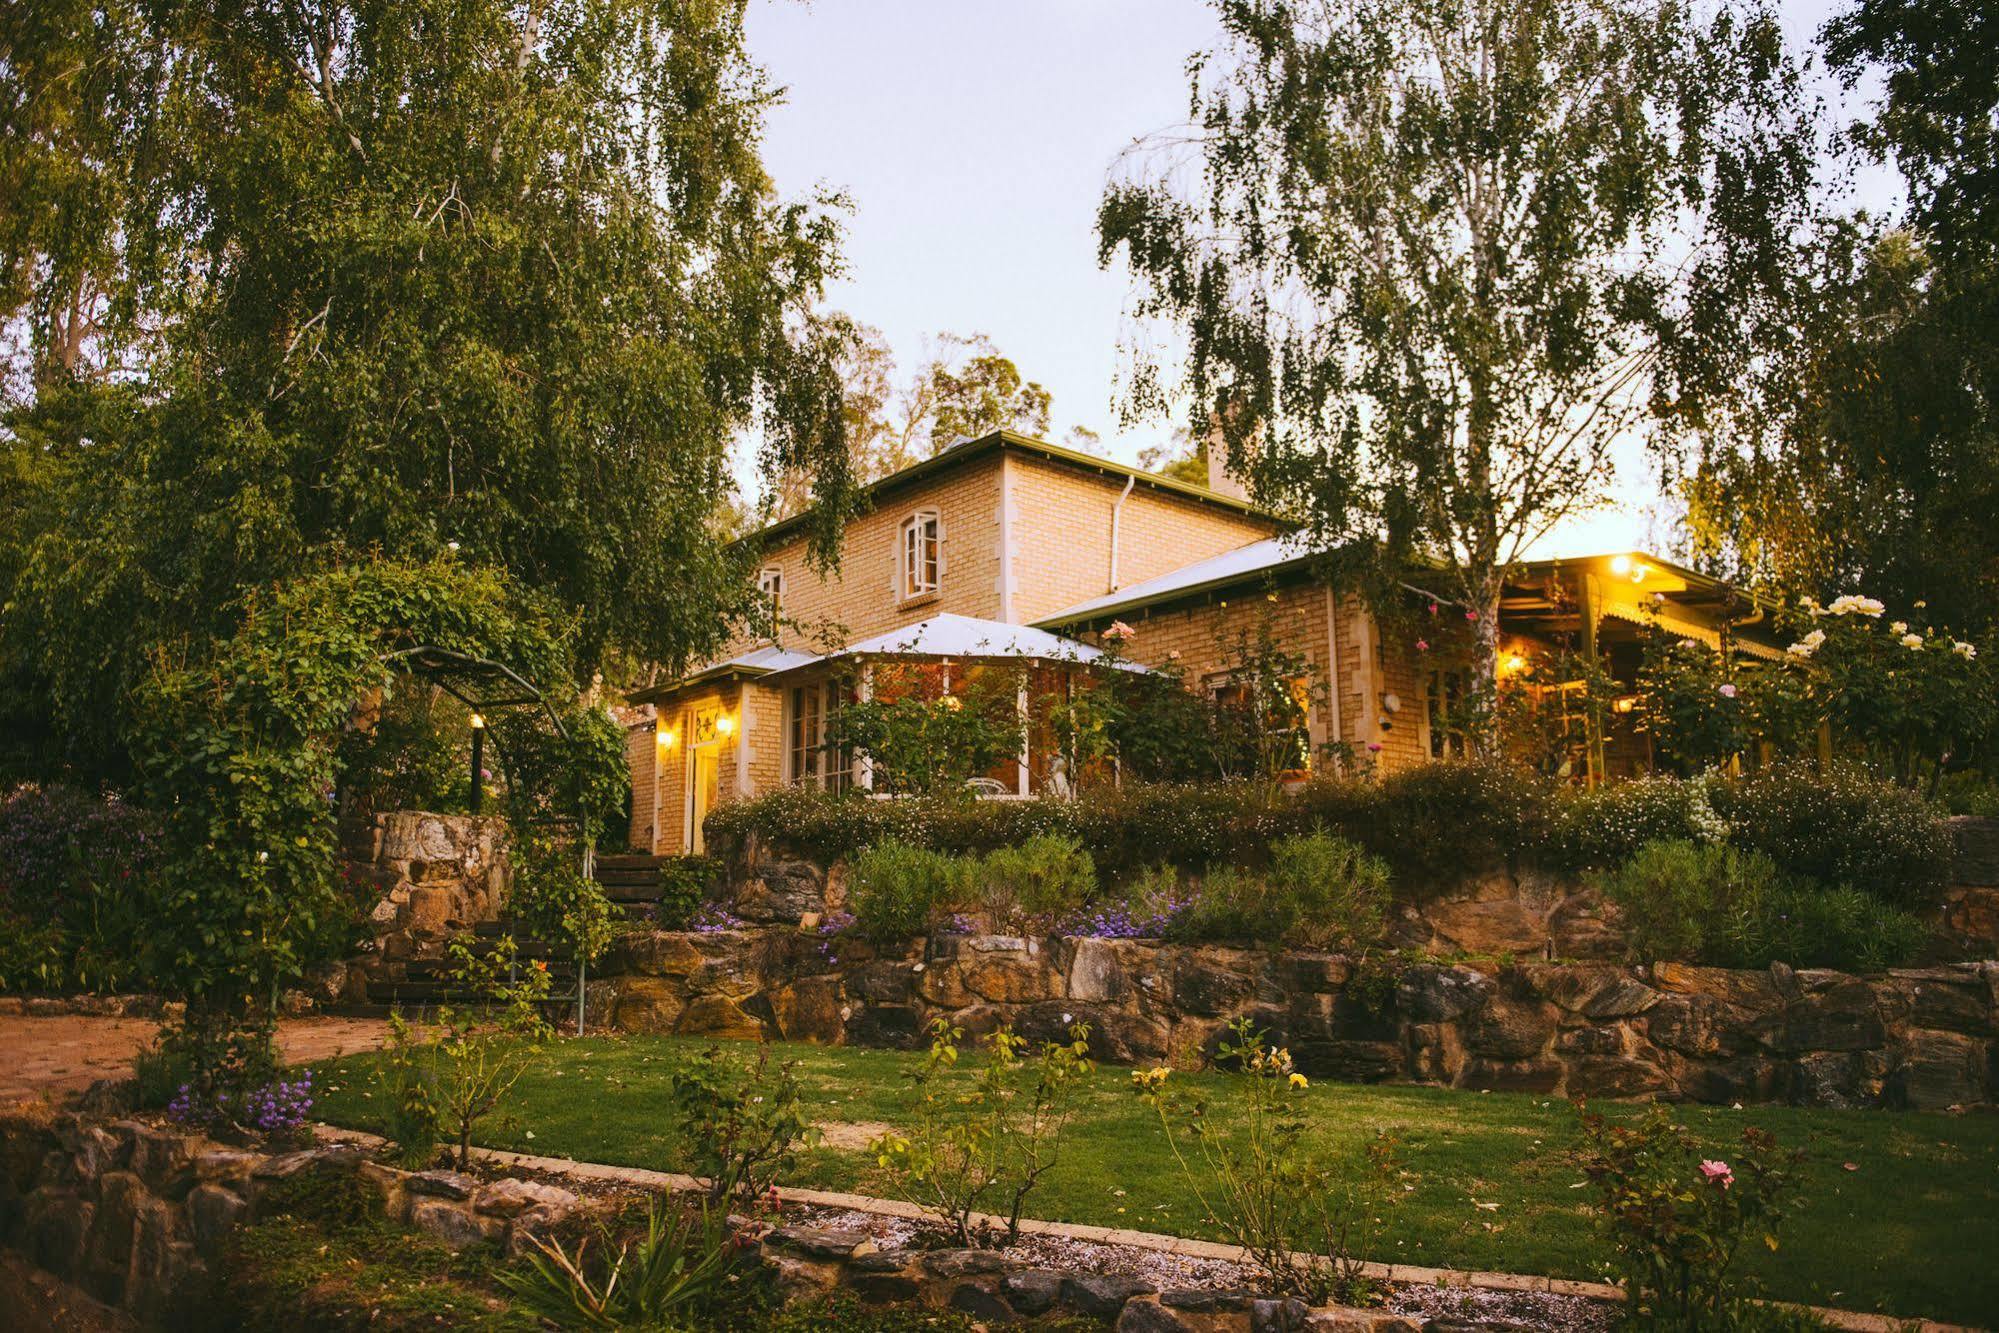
[743,0,1898,558]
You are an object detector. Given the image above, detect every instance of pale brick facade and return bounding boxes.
[624,428,1766,853]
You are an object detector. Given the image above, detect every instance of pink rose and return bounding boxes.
[1416,639,1430,652]
[1366,742,1383,753]
[1464,609,1479,621]
[1699,1159,1733,1189]
[1718,683,1737,699]
[1428,602,1439,616]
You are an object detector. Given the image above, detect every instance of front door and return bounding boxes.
[686,704,723,854]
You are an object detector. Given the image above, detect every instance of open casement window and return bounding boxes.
[1426,667,1471,759]
[786,679,851,792]
[898,510,941,599]
[755,566,785,638]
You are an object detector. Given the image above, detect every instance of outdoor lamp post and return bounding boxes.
[469,712,487,813]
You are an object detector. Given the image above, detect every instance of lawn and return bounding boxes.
[310,1034,1999,1326]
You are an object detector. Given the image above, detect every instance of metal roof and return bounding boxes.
[1035,535,1320,627]
[626,644,823,703]
[790,613,1142,672]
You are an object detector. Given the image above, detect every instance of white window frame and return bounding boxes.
[756,565,785,626]
[898,509,941,600]
[785,679,850,792]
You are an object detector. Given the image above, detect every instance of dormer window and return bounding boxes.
[756,566,785,638]
[899,510,941,599]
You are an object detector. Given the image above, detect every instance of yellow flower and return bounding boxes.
[1289,1072,1310,1089]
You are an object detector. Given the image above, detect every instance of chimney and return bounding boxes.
[1205,405,1253,502]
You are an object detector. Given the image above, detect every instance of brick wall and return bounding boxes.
[1088,578,1438,774]
[1005,452,1280,623]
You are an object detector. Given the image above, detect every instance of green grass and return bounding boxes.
[311,1034,1999,1326]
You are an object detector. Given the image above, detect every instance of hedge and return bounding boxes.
[704,761,1955,908]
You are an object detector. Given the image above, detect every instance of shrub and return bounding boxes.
[1132,1019,1395,1305]
[1543,777,1707,871]
[133,1015,281,1115]
[0,783,163,993]
[1267,832,1391,950]
[1360,759,1548,884]
[1599,840,1927,972]
[871,1018,1095,1246]
[652,855,719,929]
[499,1196,746,1328]
[508,833,614,964]
[847,839,971,943]
[1598,841,1770,967]
[977,834,1096,930]
[1716,765,1951,907]
[666,1042,818,1207]
[1577,1104,1805,1329]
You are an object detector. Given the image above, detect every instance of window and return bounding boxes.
[1426,668,1470,759]
[787,680,850,792]
[756,566,784,632]
[899,510,940,599]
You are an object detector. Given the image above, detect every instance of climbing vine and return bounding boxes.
[128,557,622,1017]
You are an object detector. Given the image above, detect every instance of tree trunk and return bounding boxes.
[1465,573,1503,755]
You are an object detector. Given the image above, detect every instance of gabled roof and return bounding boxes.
[747,428,1279,550]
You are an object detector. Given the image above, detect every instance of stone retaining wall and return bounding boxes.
[0,1109,585,1323]
[594,927,1999,1110]
[340,809,512,994]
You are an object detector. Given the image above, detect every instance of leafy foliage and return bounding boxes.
[498,1195,747,1330]
[1132,1020,1395,1305]
[975,834,1097,933]
[871,1018,1095,1246]
[666,1042,819,1207]
[1577,1104,1808,1330]
[846,839,972,944]
[507,833,615,966]
[0,783,161,991]
[1099,0,1820,740]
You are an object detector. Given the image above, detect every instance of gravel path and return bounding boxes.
[0,1015,391,1103]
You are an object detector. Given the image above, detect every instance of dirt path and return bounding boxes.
[0,1015,391,1103]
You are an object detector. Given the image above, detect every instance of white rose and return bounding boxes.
[1901,634,1924,649]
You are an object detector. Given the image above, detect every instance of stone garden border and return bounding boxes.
[311,1126,1976,1333]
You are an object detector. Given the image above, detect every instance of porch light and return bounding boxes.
[1502,652,1528,674]
[714,714,735,736]
[1613,695,1637,714]
[657,727,678,750]
[469,712,486,730]
[1609,554,1648,583]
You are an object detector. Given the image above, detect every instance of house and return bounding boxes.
[624,429,1778,853]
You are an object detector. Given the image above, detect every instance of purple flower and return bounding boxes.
[689,902,745,933]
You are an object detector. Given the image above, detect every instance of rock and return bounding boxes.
[1063,1272,1159,1316]
[850,1271,923,1303]
[1467,996,1557,1059]
[1767,981,1885,1054]
[849,960,920,1004]
[1891,1030,1990,1110]
[676,994,767,1041]
[1948,815,1999,886]
[949,1282,1016,1322]
[766,1225,876,1261]
[1524,964,1658,1018]
[192,1150,260,1189]
[767,976,845,1043]
[1395,966,1495,1023]
[474,1177,578,1218]
[1644,995,1726,1057]
[1553,1025,1625,1057]
[21,1186,94,1280]
[1003,1268,1066,1314]
[1162,1288,1256,1312]
[409,1197,500,1250]
[1068,937,1135,1001]
[1673,1056,1787,1104]
[846,1004,924,1049]
[1252,1297,1314,1332]
[734,860,827,923]
[1903,976,1992,1036]
[1293,1040,1403,1083]
[406,1169,480,1200]
[1792,1050,1890,1108]
[1422,896,1548,956]
[1564,1056,1673,1099]
[963,953,1059,1003]
[1177,956,1256,1016]
[921,1248,1011,1277]
[1117,1297,1202,1332]
[126,1126,195,1193]
[185,1183,247,1261]
[611,977,688,1033]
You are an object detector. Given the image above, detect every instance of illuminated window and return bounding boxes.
[787,680,850,792]
[1426,668,1470,758]
[899,510,940,598]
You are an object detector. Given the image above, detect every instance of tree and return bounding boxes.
[1098,0,1819,744]
[0,0,860,782]
[1678,0,1999,631]
[764,326,1053,517]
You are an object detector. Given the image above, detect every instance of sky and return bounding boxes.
[741,0,1898,558]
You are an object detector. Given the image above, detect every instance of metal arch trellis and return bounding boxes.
[375,645,597,1034]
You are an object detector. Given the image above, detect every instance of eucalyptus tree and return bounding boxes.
[1099,0,1820,740]
[0,0,860,781]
